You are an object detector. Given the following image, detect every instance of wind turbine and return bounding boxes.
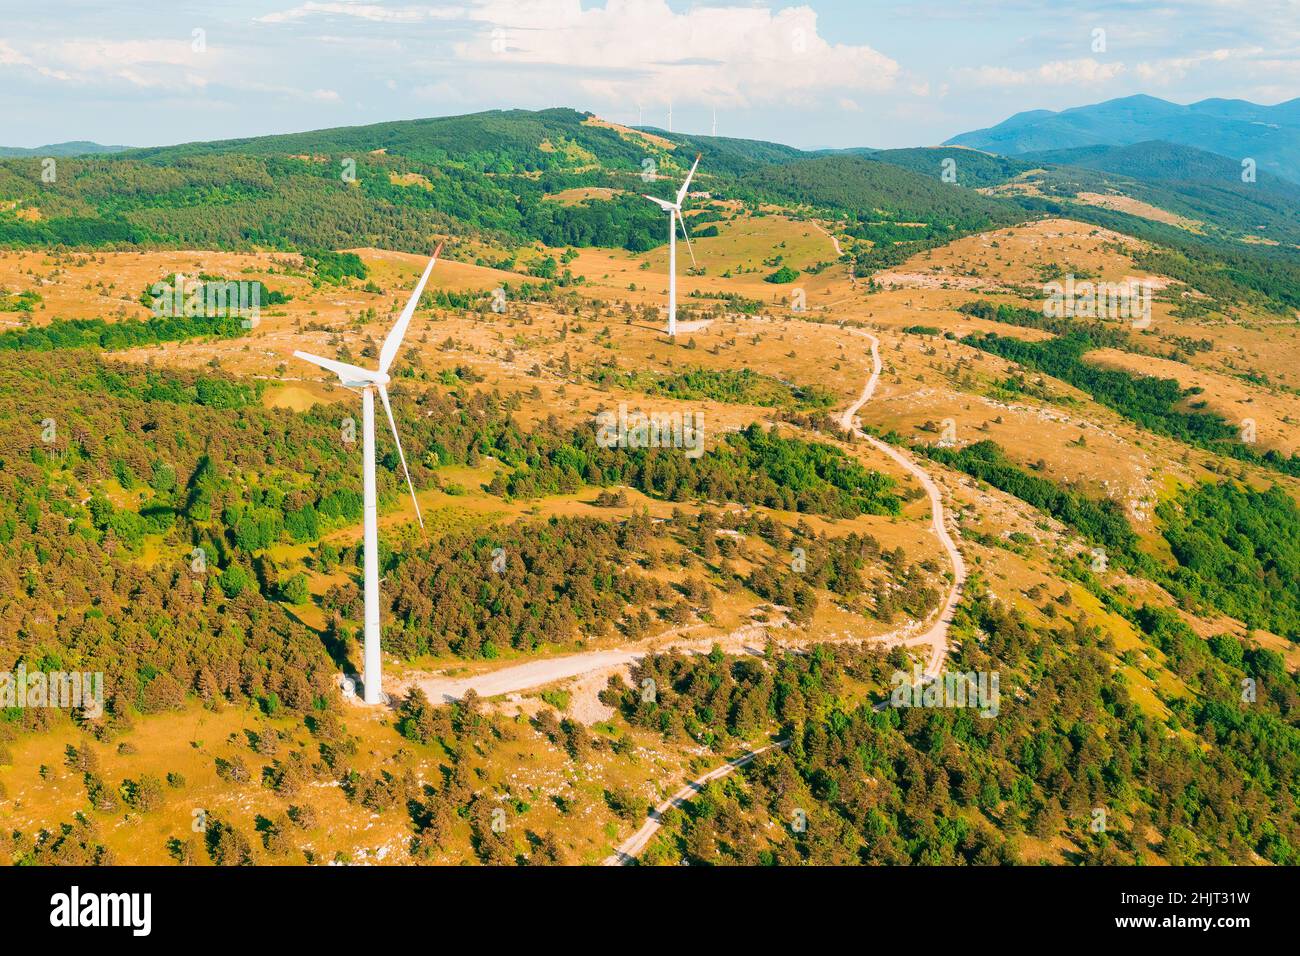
[292,245,440,705]
[642,153,700,338]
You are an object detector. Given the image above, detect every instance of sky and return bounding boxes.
[1,0,1298,150]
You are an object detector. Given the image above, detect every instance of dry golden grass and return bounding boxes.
[8,210,1300,862]
[543,186,620,205]
[0,698,700,866]
[1074,192,1204,232]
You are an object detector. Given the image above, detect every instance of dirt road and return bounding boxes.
[606,329,967,864]
[838,328,967,679]
[404,330,964,711]
[603,741,789,864]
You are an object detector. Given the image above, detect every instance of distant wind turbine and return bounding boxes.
[642,153,700,338]
[292,245,441,705]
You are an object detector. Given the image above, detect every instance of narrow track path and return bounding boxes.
[605,330,966,864]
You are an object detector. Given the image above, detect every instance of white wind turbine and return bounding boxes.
[642,152,701,338]
[292,244,440,705]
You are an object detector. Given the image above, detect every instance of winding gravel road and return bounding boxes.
[838,329,967,680]
[603,742,789,865]
[605,329,967,865]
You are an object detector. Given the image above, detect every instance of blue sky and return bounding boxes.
[2,0,1297,150]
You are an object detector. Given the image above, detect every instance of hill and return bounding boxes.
[737,154,1021,221]
[735,153,1031,274]
[0,141,130,158]
[0,109,698,253]
[3,106,1294,315]
[946,94,1300,183]
[863,146,1036,189]
[1018,140,1300,247]
[633,127,808,176]
[0,108,1033,259]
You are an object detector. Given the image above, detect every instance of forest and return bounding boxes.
[0,345,917,751]
[0,108,1038,262]
[0,313,249,352]
[497,420,902,519]
[919,429,1299,646]
[584,365,837,410]
[0,108,695,255]
[958,300,1154,356]
[601,580,1300,865]
[0,349,553,726]
[1158,482,1300,641]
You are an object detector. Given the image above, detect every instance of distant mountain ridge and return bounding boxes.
[0,141,130,158]
[1021,140,1300,195]
[945,94,1300,183]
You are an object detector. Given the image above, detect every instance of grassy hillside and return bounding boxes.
[126,109,652,172]
[732,154,1031,275]
[1022,140,1300,246]
[0,109,706,253]
[634,127,808,176]
[0,108,1037,260]
[736,154,1021,224]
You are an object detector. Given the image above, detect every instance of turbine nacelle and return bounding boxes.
[642,194,679,214]
[291,241,442,534]
[291,353,390,388]
[640,154,703,338]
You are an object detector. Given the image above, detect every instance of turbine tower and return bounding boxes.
[292,245,440,705]
[642,153,700,338]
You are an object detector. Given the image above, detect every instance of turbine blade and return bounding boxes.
[378,384,424,531]
[642,194,676,213]
[292,350,379,385]
[379,242,443,376]
[676,152,702,205]
[676,209,697,268]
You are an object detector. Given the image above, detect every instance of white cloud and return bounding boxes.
[0,40,26,66]
[0,38,74,81]
[953,58,1126,89]
[258,0,900,109]
[257,1,462,24]
[0,38,217,90]
[473,1,897,107]
[1135,47,1262,84]
[0,34,345,104]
